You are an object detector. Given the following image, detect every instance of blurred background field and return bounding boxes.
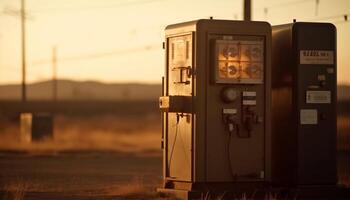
[0,112,164,199]
[0,109,350,197]
[0,113,161,154]
[1,0,350,198]
[338,115,350,151]
[0,81,349,198]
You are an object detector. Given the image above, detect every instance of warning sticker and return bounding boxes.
[300,109,318,125]
[300,50,334,65]
[306,91,331,104]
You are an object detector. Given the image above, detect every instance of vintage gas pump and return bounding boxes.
[271,22,337,186]
[158,19,271,198]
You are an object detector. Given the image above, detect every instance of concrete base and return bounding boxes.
[157,188,201,200]
[157,185,350,200]
[270,185,350,199]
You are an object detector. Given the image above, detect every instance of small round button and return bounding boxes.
[221,87,237,103]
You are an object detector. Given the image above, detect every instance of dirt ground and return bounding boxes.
[0,114,349,199]
[0,152,163,199]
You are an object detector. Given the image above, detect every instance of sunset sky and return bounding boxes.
[0,0,349,85]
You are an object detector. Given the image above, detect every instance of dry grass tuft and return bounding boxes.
[103,177,168,199]
[3,181,29,200]
[200,192,278,200]
[337,115,350,151]
[107,177,146,196]
[339,174,350,187]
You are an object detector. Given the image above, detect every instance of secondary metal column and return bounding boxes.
[244,0,251,21]
[21,0,27,102]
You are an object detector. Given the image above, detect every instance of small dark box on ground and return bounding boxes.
[20,113,54,142]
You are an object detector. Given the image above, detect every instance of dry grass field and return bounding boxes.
[0,113,161,154]
[0,113,165,199]
[0,113,349,199]
[337,115,350,188]
[338,115,350,151]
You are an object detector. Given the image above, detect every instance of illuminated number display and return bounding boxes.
[215,37,264,84]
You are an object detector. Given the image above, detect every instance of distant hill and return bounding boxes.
[0,80,161,101]
[0,80,349,101]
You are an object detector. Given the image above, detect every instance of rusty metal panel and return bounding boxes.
[161,20,272,188]
[166,34,193,181]
[206,34,268,182]
[192,20,272,184]
[168,34,193,96]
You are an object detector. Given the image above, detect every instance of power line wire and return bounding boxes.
[31,44,160,66]
[304,13,350,22]
[258,0,320,19]
[29,0,165,14]
[255,0,315,11]
[33,45,160,65]
[1,0,165,17]
[257,0,350,25]
[0,6,33,19]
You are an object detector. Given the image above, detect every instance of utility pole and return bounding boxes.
[315,0,319,16]
[52,46,57,102]
[244,0,251,21]
[21,0,27,102]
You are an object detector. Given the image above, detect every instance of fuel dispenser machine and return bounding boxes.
[159,19,271,198]
[271,22,337,186]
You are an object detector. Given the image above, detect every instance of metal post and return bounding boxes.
[52,46,57,102]
[244,0,251,21]
[21,0,27,102]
